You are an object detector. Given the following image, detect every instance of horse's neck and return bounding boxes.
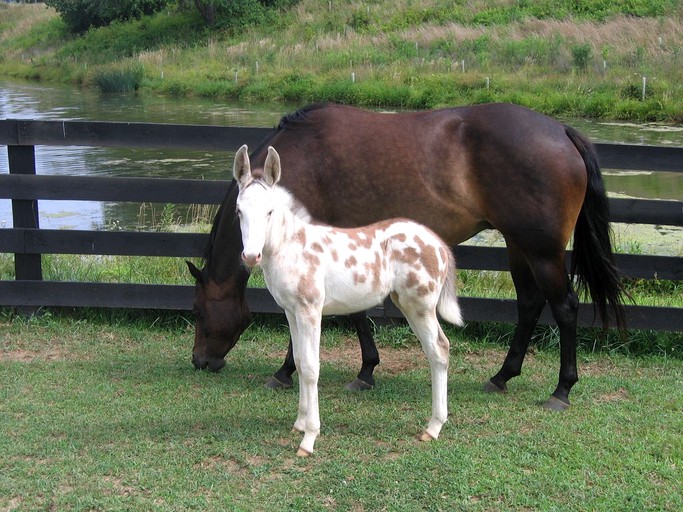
[209,181,247,283]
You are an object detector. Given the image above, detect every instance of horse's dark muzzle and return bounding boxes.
[192,354,226,372]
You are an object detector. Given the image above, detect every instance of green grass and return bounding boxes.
[1,312,681,511]
[2,1,683,121]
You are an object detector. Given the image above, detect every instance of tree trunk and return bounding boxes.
[193,0,217,26]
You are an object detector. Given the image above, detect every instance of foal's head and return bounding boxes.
[234,145,282,268]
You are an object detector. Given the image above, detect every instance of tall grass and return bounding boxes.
[93,63,145,92]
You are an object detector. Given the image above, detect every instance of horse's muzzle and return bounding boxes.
[192,353,226,372]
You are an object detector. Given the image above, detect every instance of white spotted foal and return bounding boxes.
[234,145,464,457]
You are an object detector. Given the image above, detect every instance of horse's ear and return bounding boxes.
[233,144,251,187]
[263,146,281,186]
[186,260,204,284]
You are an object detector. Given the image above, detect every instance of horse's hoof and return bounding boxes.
[296,447,312,457]
[483,379,507,394]
[543,396,570,411]
[264,376,293,389]
[419,431,435,442]
[345,378,374,392]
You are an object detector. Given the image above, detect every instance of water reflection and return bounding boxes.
[1,79,681,230]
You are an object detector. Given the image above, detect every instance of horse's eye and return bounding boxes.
[235,208,242,217]
[267,210,273,217]
[192,306,202,319]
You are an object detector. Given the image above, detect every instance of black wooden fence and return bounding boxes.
[1,119,681,331]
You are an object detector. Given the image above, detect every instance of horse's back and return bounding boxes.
[258,103,588,248]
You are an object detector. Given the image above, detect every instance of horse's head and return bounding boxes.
[187,260,252,372]
[234,145,281,268]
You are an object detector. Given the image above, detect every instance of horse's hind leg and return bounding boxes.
[489,246,579,410]
[486,247,546,394]
[345,311,380,391]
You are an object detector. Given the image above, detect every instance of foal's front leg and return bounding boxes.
[288,308,322,457]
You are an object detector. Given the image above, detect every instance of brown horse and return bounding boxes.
[187,102,626,410]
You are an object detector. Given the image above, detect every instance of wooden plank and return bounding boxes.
[7,145,42,283]
[2,175,681,226]
[1,231,679,280]
[0,174,230,204]
[596,143,683,173]
[609,198,682,226]
[0,229,207,257]
[0,281,193,309]
[0,120,274,151]
[1,282,680,331]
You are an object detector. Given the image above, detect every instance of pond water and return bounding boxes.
[1,79,681,232]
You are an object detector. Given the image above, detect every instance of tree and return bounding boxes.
[190,0,298,28]
[45,0,172,33]
[193,1,217,26]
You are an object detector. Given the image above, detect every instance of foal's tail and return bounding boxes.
[565,125,628,331]
[437,249,464,327]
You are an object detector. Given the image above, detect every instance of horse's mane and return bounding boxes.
[276,103,330,131]
[201,104,329,268]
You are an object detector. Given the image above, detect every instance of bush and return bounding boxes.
[45,0,172,33]
[92,63,145,93]
[571,43,593,72]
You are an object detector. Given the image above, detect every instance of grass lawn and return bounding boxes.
[1,313,681,511]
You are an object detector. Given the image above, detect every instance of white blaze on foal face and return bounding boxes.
[234,144,281,268]
[237,182,273,267]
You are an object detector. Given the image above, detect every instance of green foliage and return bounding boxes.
[92,62,145,92]
[193,0,299,29]
[571,43,593,72]
[56,9,205,62]
[45,0,172,33]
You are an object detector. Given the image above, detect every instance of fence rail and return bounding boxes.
[1,119,681,331]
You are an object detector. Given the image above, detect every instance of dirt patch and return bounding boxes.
[594,387,630,404]
[0,348,70,363]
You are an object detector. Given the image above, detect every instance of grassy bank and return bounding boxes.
[1,312,681,511]
[1,1,683,121]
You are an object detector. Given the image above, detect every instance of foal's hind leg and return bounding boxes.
[393,294,449,441]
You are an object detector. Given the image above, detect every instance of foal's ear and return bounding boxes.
[233,144,251,187]
[263,146,281,186]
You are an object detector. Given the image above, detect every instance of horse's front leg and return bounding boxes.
[346,310,380,391]
[289,309,322,457]
[265,338,295,389]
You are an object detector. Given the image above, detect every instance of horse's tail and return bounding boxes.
[565,125,628,331]
[437,249,464,326]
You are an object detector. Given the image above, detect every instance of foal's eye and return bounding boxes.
[267,210,273,217]
[235,208,242,217]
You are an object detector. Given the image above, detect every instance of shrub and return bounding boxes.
[571,43,593,72]
[92,63,145,93]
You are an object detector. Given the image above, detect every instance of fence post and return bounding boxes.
[7,144,42,315]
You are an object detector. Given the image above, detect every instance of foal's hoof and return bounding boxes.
[483,379,507,394]
[264,376,293,389]
[543,396,570,411]
[419,431,436,442]
[296,447,312,458]
[345,378,374,392]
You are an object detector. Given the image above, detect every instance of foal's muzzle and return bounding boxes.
[241,252,261,268]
